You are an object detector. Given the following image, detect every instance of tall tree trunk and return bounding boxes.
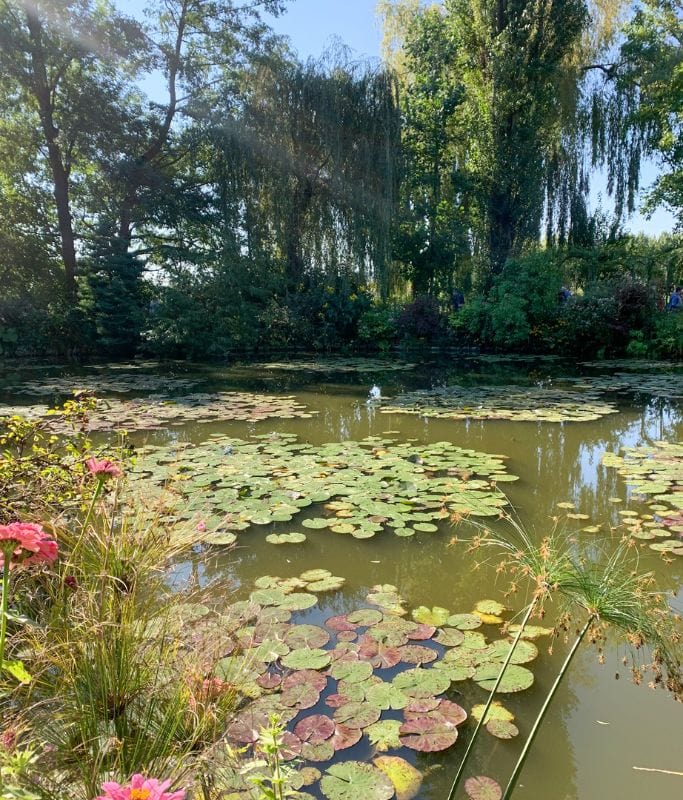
[25,12,77,301]
[285,178,314,284]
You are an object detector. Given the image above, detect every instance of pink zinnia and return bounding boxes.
[85,458,122,478]
[196,521,206,532]
[0,522,58,570]
[96,775,185,800]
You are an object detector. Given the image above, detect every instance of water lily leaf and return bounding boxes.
[277,593,318,611]
[321,761,394,800]
[471,701,515,723]
[434,628,465,647]
[482,639,538,665]
[301,740,335,762]
[204,531,238,546]
[285,624,330,649]
[364,682,410,710]
[398,717,458,751]
[347,609,383,626]
[474,664,534,693]
[282,669,328,693]
[357,638,403,669]
[265,532,307,544]
[294,715,336,744]
[486,719,519,739]
[447,613,482,630]
[464,776,503,800]
[302,518,331,529]
[366,719,403,751]
[406,623,436,640]
[405,699,467,728]
[279,682,321,710]
[398,644,438,665]
[330,723,362,751]
[307,576,346,592]
[506,624,553,639]
[281,648,331,670]
[300,569,332,581]
[412,606,450,626]
[332,701,381,729]
[392,667,451,698]
[250,589,287,607]
[373,756,423,800]
[329,660,374,684]
[325,615,358,632]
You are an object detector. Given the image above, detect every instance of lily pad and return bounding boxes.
[266,532,307,545]
[332,701,382,729]
[321,761,394,800]
[412,606,450,626]
[281,648,331,670]
[392,667,451,698]
[373,756,423,800]
[366,719,403,751]
[486,719,519,739]
[464,776,503,800]
[474,664,535,693]
[398,717,459,751]
[294,715,336,744]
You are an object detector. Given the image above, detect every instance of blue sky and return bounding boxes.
[116,0,675,236]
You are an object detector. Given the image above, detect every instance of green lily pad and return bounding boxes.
[277,593,318,611]
[412,606,450,626]
[281,648,331,670]
[329,660,374,684]
[321,761,394,800]
[486,719,519,739]
[471,701,515,723]
[364,681,410,710]
[366,719,403,751]
[447,613,482,630]
[392,667,451,698]
[284,624,331,649]
[265,532,307,545]
[332,701,382,729]
[347,609,384,626]
[474,664,535,693]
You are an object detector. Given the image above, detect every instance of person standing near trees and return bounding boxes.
[668,287,683,311]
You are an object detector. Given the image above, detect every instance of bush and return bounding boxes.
[397,295,443,341]
[357,304,399,351]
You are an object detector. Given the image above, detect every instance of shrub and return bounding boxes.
[357,304,399,351]
[397,295,443,341]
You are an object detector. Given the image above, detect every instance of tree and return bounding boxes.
[618,0,683,225]
[0,0,143,301]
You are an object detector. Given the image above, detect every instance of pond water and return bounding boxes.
[1,356,682,800]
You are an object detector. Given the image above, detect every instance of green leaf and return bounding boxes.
[321,761,394,800]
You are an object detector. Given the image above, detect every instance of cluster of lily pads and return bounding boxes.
[381,385,619,424]
[603,442,683,557]
[0,392,316,433]
[573,372,683,400]
[209,573,544,800]
[129,433,515,545]
[5,370,202,396]
[235,358,417,374]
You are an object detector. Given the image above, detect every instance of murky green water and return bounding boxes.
[1,357,682,799]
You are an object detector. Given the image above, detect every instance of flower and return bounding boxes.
[196,520,206,532]
[0,522,58,570]
[85,458,122,478]
[96,775,185,800]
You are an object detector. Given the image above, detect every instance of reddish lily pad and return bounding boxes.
[301,740,335,762]
[398,717,459,752]
[279,682,321,710]
[357,638,403,669]
[404,697,440,713]
[282,669,328,693]
[406,623,437,640]
[330,723,363,751]
[256,672,282,689]
[294,715,336,744]
[464,776,503,800]
[405,699,467,727]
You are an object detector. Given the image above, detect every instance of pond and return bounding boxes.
[1,355,682,800]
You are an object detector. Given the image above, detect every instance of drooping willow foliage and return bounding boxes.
[208,55,401,297]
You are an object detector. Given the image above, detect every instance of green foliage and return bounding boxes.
[357,305,399,351]
[0,399,98,524]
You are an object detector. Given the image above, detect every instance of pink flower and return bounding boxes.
[0,522,58,570]
[86,458,122,479]
[196,521,206,532]
[96,775,185,800]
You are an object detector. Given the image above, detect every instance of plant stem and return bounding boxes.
[502,615,594,800]
[447,597,539,800]
[0,555,11,668]
[82,476,105,533]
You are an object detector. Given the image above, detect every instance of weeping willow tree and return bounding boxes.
[210,53,401,297]
[380,0,633,289]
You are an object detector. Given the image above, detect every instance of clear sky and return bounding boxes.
[116,0,675,236]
